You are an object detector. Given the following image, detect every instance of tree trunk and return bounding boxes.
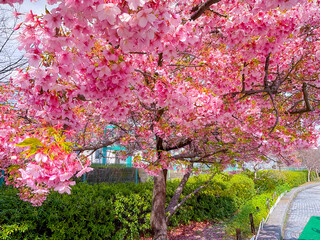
[308,168,311,182]
[150,169,168,240]
[311,170,317,181]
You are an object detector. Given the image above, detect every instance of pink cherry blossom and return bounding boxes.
[1,1,320,237]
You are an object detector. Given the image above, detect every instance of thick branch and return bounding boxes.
[288,83,313,114]
[166,173,216,222]
[157,53,163,67]
[190,0,222,21]
[137,97,157,112]
[155,108,165,122]
[172,148,228,161]
[72,138,120,152]
[241,73,245,92]
[82,120,90,146]
[163,138,192,151]
[165,165,193,224]
[223,89,268,99]
[302,82,313,111]
[267,89,279,135]
[307,83,320,90]
[263,53,271,88]
[18,114,37,124]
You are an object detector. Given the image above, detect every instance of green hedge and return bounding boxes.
[167,174,237,226]
[0,170,309,239]
[0,175,236,240]
[0,183,153,240]
[226,170,308,237]
[246,170,308,194]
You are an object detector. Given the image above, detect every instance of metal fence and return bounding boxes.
[83,165,139,184]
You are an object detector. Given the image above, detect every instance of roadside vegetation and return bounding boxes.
[0,170,310,239]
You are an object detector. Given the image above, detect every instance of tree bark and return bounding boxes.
[151,135,168,240]
[166,173,215,223]
[166,166,192,224]
[150,168,168,240]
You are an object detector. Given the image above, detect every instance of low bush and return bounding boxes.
[0,170,309,239]
[0,183,153,240]
[227,170,308,238]
[0,174,236,240]
[225,174,255,208]
[280,170,308,188]
[168,173,238,226]
[225,193,274,236]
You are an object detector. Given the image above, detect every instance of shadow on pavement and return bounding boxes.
[258,225,281,240]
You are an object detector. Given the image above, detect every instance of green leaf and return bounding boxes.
[26,146,38,158]
[16,138,43,147]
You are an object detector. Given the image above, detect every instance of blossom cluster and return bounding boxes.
[1,0,320,205]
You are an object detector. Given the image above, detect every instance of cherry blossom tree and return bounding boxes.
[297,148,320,181]
[1,0,320,239]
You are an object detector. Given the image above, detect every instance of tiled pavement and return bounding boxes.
[283,185,320,240]
[258,182,320,240]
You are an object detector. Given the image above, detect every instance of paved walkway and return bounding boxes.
[258,182,320,240]
[283,185,320,240]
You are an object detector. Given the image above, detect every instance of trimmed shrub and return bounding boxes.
[0,170,309,239]
[0,174,237,240]
[167,174,236,226]
[225,174,255,208]
[226,193,273,236]
[0,183,153,240]
[280,170,308,188]
[227,170,308,238]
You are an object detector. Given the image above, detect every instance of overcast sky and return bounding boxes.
[0,0,53,82]
[18,0,52,15]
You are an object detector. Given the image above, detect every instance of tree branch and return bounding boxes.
[263,52,271,88]
[172,148,228,160]
[288,83,313,114]
[166,173,216,222]
[166,164,193,224]
[190,0,222,21]
[163,138,192,151]
[209,9,227,18]
[157,53,163,67]
[267,89,279,135]
[280,56,304,85]
[72,138,120,152]
[302,82,313,111]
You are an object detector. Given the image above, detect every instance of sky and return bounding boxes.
[17,0,54,15]
[0,0,51,82]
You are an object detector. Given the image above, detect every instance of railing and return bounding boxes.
[254,191,287,240]
[83,164,139,184]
